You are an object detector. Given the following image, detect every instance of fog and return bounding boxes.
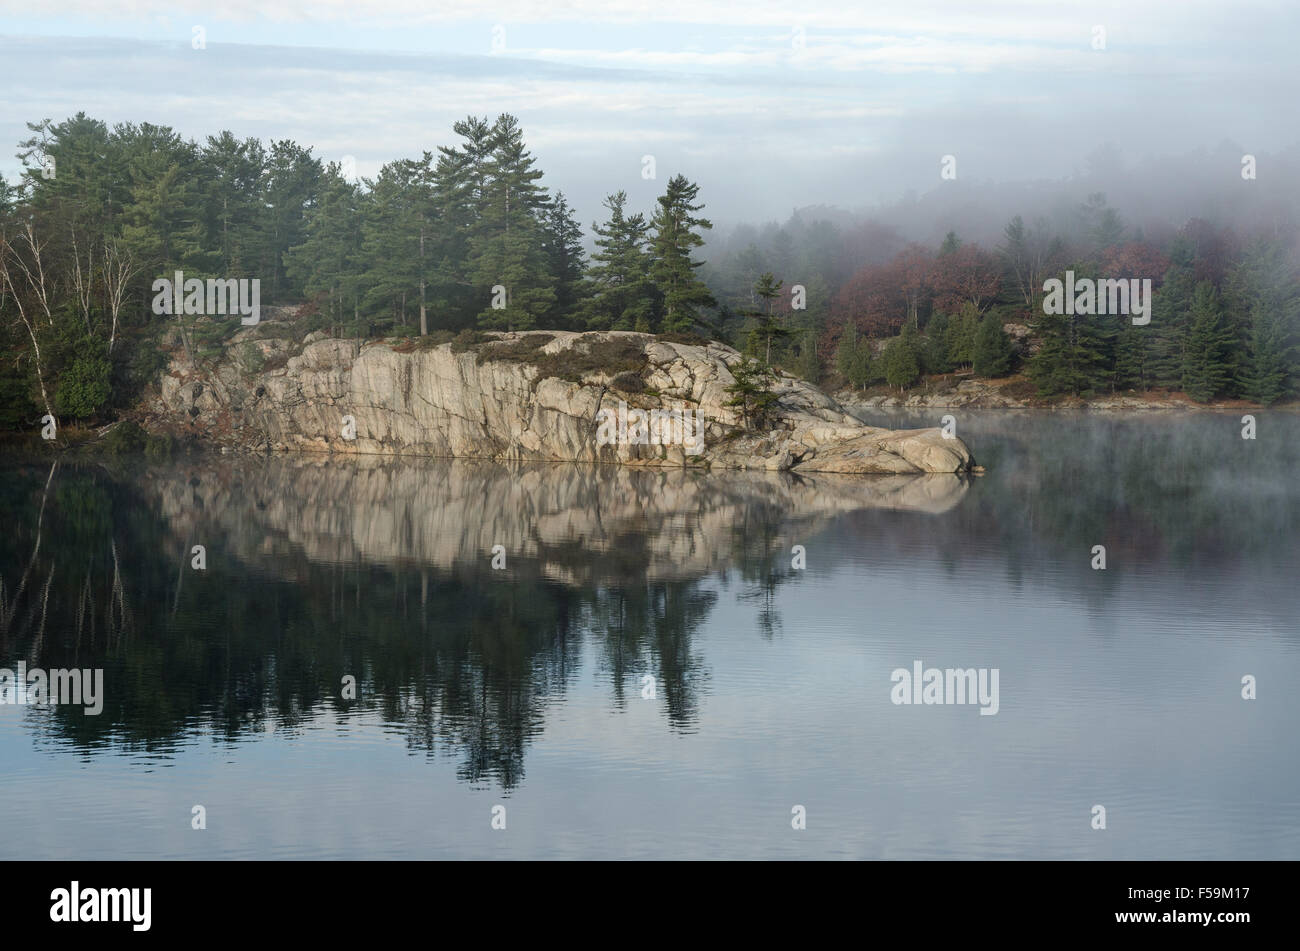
[2,0,1297,237]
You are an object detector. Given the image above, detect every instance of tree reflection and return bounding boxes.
[0,454,974,787]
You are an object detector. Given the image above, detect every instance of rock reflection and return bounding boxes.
[0,456,968,787]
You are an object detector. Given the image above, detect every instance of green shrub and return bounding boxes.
[55,349,112,419]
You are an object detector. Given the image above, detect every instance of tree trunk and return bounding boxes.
[419,228,428,335]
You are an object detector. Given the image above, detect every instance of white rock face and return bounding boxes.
[155,330,975,474]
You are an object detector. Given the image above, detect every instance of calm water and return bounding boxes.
[1,410,1297,859]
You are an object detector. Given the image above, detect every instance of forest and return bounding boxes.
[1,111,1297,435]
[705,197,1299,404]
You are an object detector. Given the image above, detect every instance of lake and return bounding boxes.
[1,409,1296,859]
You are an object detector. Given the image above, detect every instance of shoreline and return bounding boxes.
[834,375,1300,413]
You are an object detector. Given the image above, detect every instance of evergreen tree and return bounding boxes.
[1080,192,1124,254]
[746,272,787,364]
[1112,322,1153,391]
[835,321,857,383]
[117,122,206,277]
[257,139,323,302]
[285,161,364,332]
[971,312,1013,377]
[1027,265,1112,397]
[428,119,491,329]
[882,325,920,389]
[1242,311,1291,404]
[358,157,431,330]
[724,357,780,429]
[470,114,554,330]
[580,191,656,330]
[649,174,715,333]
[1149,239,1196,387]
[1227,238,1299,404]
[201,131,266,277]
[539,192,587,328]
[793,331,821,383]
[922,311,953,373]
[1181,282,1235,402]
[944,304,979,369]
[835,321,872,389]
[1028,309,1108,397]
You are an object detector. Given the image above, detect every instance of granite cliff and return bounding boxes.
[151,329,975,474]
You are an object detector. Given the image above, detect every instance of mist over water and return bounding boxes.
[1,411,1295,859]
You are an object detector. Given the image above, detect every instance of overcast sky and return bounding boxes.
[2,1,1296,229]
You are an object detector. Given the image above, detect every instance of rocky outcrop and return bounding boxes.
[153,329,975,474]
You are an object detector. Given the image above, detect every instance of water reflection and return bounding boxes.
[0,456,969,787]
[4,412,1298,858]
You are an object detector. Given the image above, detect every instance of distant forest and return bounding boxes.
[1,112,1297,433]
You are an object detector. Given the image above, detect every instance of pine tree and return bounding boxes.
[649,174,715,333]
[793,331,821,383]
[1181,282,1235,402]
[724,357,780,429]
[1080,192,1124,254]
[285,161,364,332]
[921,311,953,374]
[1242,312,1291,404]
[200,131,266,278]
[1028,310,1109,397]
[971,312,1013,377]
[257,139,323,302]
[836,321,857,382]
[835,321,873,389]
[1027,264,1112,397]
[1112,322,1153,391]
[470,114,554,330]
[944,304,979,369]
[1227,238,1299,404]
[358,157,431,331]
[579,191,656,330]
[539,192,587,328]
[116,123,207,277]
[1149,240,1196,388]
[428,120,491,329]
[882,325,920,390]
[746,272,787,364]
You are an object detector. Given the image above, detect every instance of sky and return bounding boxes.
[1,1,1297,230]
